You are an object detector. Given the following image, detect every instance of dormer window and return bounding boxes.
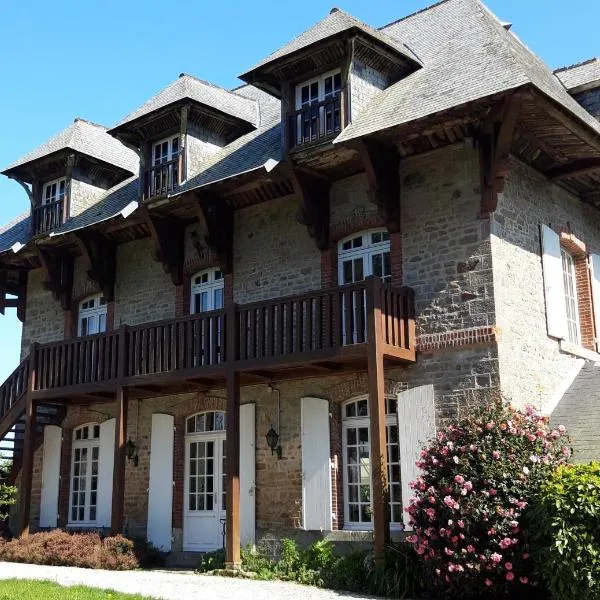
[32,177,67,235]
[292,70,342,148]
[146,136,180,200]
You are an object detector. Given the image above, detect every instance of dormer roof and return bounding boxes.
[555,58,600,93]
[240,8,421,95]
[108,74,259,138]
[2,118,138,182]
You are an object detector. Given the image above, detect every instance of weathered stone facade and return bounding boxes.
[69,175,105,218]
[349,60,389,120]
[185,124,227,177]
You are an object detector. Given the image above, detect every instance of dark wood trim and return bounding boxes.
[547,158,600,181]
[111,386,128,534]
[33,245,73,310]
[73,232,117,301]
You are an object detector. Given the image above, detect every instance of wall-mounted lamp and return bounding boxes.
[266,425,282,459]
[125,438,139,467]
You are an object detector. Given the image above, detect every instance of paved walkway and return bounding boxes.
[0,562,381,599]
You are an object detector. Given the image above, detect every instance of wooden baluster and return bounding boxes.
[343,287,353,345]
[186,319,193,369]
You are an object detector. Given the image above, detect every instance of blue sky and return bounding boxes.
[0,0,598,380]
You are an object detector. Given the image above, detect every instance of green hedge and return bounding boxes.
[529,462,600,600]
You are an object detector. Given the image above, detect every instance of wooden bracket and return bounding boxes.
[139,206,185,285]
[290,167,331,250]
[479,92,524,215]
[74,231,117,301]
[191,192,234,273]
[33,245,73,310]
[356,138,401,233]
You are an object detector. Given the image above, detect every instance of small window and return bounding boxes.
[561,248,580,345]
[191,268,224,314]
[78,294,108,337]
[338,229,391,285]
[42,178,66,206]
[153,136,179,166]
[186,411,226,434]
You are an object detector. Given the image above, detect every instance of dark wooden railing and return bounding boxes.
[0,360,29,419]
[143,158,179,200]
[24,280,414,394]
[288,92,343,149]
[32,200,64,236]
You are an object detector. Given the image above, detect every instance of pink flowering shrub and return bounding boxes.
[406,398,570,598]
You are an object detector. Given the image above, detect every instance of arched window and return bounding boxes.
[342,395,401,529]
[78,294,107,336]
[70,423,101,525]
[338,229,391,285]
[191,268,224,314]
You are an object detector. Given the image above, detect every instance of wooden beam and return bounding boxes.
[547,158,600,181]
[355,138,401,232]
[111,386,128,534]
[289,166,331,250]
[139,206,185,285]
[73,231,117,301]
[515,126,570,165]
[225,302,241,568]
[33,245,73,310]
[479,93,524,215]
[365,276,389,558]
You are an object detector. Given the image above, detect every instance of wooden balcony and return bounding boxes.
[143,158,179,200]
[288,92,344,150]
[0,279,415,408]
[31,199,65,236]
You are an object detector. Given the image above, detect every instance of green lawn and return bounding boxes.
[0,579,158,600]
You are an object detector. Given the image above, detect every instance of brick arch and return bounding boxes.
[171,393,227,529]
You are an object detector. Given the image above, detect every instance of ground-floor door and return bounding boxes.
[183,430,227,551]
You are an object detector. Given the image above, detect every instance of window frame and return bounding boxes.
[152,135,180,166]
[561,247,581,345]
[341,394,402,531]
[295,69,342,110]
[337,228,391,286]
[42,177,67,206]
[78,294,108,337]
[190,268,225,314]
[68,423,101,527]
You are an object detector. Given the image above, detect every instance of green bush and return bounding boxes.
[196,548,225,572]
[528,462,600,600]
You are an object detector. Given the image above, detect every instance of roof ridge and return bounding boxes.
[73,117,107,130]
[554,57,600,74]
[178,73,250,98]
[379,0,452,29]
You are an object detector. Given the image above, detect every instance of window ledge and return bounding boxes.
[559,340,600,362]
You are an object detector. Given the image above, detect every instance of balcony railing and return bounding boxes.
[143,158,179,200]
[21,280,414,397]
[32,200,64,236]
[288,92,343,150]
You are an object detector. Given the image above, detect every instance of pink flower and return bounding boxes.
[464,481,473,491]
[492,450,500,460]
[467,545,475,553]
[499,538,513,550]
[486,421,495,430]
[458,520,465,529]
[522,552,530,560]
[485,579,493,587]
[452,455,460,464]
[505,562,513,571]
[489,488,497,496]
[520,576,529,584]
[490,552,502,564]
[558,424,566,433]
[506,572,515,581]
[454,475,465,484]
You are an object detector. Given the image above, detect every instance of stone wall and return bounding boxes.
[232,195,321,304]
[492,157,600,409]
[186,124,226,178]
[114,238,175,326]
[21,268,64,357]
[349,60,389,121]
[69,175,105,218]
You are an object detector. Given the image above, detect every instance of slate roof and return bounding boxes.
[336,0,600,142]
[551,362,600,463]
[241,7,420,78]
[555,58,600,91]
[3,118,138,176]
[110,75,259,131]
[0,213,31,254]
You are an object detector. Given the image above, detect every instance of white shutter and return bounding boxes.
[147,413,174,551]
[240,403,256,548]
[397,385,436,530]
[541,224,567,339]
[39,425,62,528]
[590,254,600,352]
[97,418,115,528]
[301,397,332,531]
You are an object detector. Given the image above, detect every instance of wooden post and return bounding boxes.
[365,276,389,557]
[19,343,38,536]
[111,386,128,534]
[225,303,241,568]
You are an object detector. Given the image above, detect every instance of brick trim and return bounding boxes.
[416,326,499,353]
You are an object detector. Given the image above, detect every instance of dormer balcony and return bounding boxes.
[143,157,180,200]
[32,199,65,236]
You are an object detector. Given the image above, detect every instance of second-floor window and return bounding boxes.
[149,136,179,198]
[338,229,391,285]
[561,248,580,345]
[78,295,107,336]
[294,71,342,146]
[43,177,66,206]
[191,268,224,314]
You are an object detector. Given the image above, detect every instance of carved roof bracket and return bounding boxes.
[73,231,117,301]
[355,138,401,233]
[479,92,524,215]
[289,166,331,251]
[0,270,27,322]
[33,244,74,310]
[140,206,185,286]
[191,192,234,274]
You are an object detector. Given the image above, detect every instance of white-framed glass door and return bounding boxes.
[191,269,224,365]
[78,295,107,337]
[151,135,179,194]
[69,423,101,526]
[183,411,227,551]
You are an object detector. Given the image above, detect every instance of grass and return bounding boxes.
[0,579,158,600]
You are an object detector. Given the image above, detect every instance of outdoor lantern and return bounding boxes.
[265,425,282,459]
[125,438,139,467]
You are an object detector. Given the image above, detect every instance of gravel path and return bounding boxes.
[0,562,381,599]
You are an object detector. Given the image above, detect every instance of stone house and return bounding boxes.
[0,0,599,567]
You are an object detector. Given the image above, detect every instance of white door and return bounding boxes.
[184,429,227,551]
